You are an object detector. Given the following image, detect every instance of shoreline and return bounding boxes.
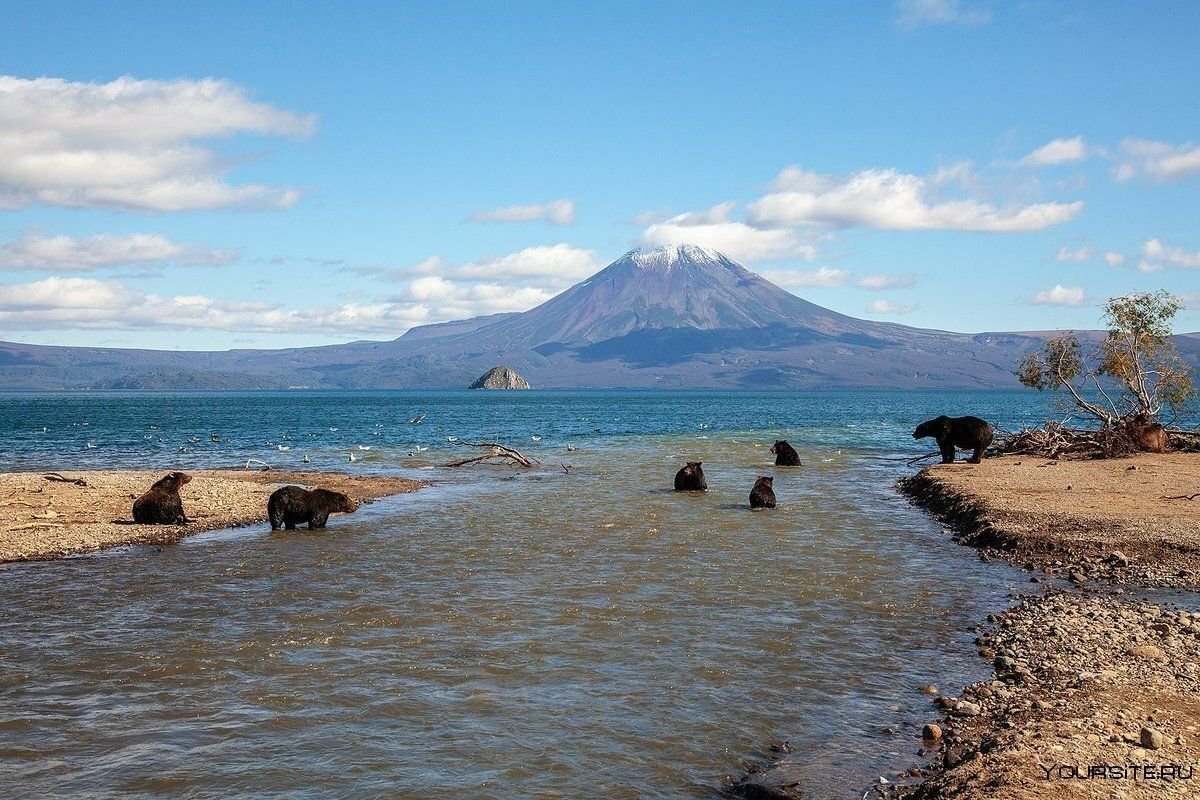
[737,453,1200,799]
[0,469,423,563]
[893,455,1200,799]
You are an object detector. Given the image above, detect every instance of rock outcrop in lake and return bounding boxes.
[469,365,531,390]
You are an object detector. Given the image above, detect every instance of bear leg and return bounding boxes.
[938,437,956,464]
[968,447,984,464]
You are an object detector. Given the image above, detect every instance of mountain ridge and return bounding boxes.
[1,244,1196,390]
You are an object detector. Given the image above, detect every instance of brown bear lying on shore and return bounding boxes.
[749,476,776,508]
[770,440,801,466]
[913,415,994,464]
[132,471,192,524]
[674,462,708,491]
[268,485,358,530]
[1126,413,1169,453]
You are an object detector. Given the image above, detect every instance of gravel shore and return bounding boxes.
[0,469,422,562]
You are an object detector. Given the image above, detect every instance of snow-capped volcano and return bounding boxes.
[464,243,871,347]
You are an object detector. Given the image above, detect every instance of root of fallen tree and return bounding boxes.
[992,422,1199,460]
[445,440,536,468]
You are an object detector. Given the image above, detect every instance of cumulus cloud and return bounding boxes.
[1029,285,1087,306]
[759,267,850,290]
[1021,136,1091,167]
[639,202,820,262]
[895,0,991,30]
[0,74,314,212]
[865,299,917,315]
[1113,139,1200,183]
[746,165,1082,232]
[469,199,575,226]
[1138,238,1200,273]
[0,233,238,272]
[1103,251,1127,267]
[1054,245,1094,263]
[855,272,919,290]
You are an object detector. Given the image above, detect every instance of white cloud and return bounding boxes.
[1113,138,1200,183]
[746,165,1082,232]
[1054,245,1094,263]
[1103,251,1127,267]
[1029,285,1087,306]
[0,74,314,212]
[865,299,918,315]
[855,272,919,290]
[759,266,850,289]
[0,233,237,272]
[401,276,555,318]
[895,0,991,30]
[1021,136,1091,167]
[1138,238,1200,273]
[639,202,819,262]
[469,199,575,225]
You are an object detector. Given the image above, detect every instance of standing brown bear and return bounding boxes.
[132,471,192,524]
[268,485,358,530]
[770,440,801,466]
[674,462,708,491]
[913,415,994,464]
[749,476,776,508]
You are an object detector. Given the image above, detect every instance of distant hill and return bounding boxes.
[1,243,1197,390]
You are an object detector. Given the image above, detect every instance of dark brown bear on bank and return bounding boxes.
[1127,412,1169,453]
[770,440,801,466]
[132,471,192,524]
[268,485,358,530]
[749,476,776,508]
[913,415,994,464]
[674,462,708,491]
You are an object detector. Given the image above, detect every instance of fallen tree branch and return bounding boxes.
[445,440,536,468]
[1161,493,1200,501]
[43,473,87,486]
[907,451,942,465]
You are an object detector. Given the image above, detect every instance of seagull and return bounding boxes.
[278,445,290,451]
[566,444,578,452]
[358,445,371,450]
[330,427,338,432]
[303,454,310,463]
[178,446,187,452]
[211,434,220,442]
[531,436,542,442]
[86,442,96,449]
[348,453,357,462]
[415,445,428,452]
[447,436,458,442]
[409,414,426,424]
[188,437,201,444]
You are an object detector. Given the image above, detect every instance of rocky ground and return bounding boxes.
[0,469,421,562]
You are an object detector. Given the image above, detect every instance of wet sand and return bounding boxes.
[887,455,1200,800]
[0,470,422,562]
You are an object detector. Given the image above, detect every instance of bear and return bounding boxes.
[913,415,994,464]
[268,485,358,530]
[770,440,802,466]
[674,462,708,491]
[1126,413,1168,453]
[132,471,192,524]
[749,476,776,508]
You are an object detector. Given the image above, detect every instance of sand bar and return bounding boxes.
[0,469,422,562]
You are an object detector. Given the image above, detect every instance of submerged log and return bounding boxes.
[445,440,536,468]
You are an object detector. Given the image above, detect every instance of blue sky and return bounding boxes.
[0,0,1197,349]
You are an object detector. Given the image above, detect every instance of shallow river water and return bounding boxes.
[0,390,1047,799]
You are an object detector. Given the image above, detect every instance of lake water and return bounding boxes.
[0,390,1049,799]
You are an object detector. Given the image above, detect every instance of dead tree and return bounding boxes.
[445,440,536,468]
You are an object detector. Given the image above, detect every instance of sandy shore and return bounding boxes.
[883,454,1200,800]
[899,454,1200,588]
[0,469,422,562]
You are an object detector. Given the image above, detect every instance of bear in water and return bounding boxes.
[268,485,358,530]
[770,440,802,466]
[749,476,776,508]
[674,462,708,491]
[913,415,994,464]
[132,471,192,524]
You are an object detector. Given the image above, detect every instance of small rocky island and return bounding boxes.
[468,365,531,390]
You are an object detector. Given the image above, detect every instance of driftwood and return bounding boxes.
[906,451,942,465]
[1162,493,1200,501]
[994,422,1149,460]
[445,440,536,468]
[44,473,87,486]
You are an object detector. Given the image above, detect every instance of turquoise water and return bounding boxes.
[0,390,1049,799]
